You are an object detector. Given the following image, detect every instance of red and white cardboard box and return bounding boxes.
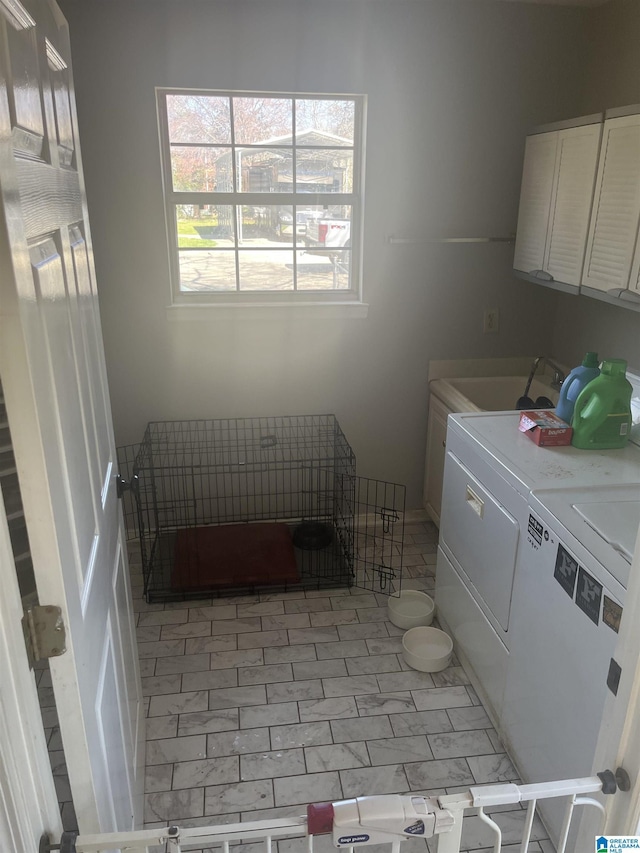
[518,410,573,447]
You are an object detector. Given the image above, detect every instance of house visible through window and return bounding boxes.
[157,90,365,303]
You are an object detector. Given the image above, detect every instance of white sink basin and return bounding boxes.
[443,375,559,412]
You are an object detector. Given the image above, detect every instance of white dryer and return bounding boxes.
[503,484,639,847]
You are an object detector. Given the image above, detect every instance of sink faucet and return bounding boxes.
[517,356,566,409]
[543,357,566,391]
[528,356,565,391]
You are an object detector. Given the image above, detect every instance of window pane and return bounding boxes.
[238,249,294,291]
[167,94,231,144]
[301,205,352,249]
[275,206,299,242]
[239,205,292,245]
[233,97,292,144]
[296,99,355,145]
[170,146,232,192]
[179,250,236,292]
[236,148,292,193]
[278,205,324,247]
[176,205,234,249]
[296,249,351,291]
[296,149,353,193]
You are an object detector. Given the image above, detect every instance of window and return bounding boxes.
[157,89,365,306]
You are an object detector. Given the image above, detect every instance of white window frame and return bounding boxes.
[156,88,366,309]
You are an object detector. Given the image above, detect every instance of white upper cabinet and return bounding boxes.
[582,112,640,296]
[514,118,602,291]
[513,132,558,276]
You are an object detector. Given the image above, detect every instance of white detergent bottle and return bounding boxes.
[555,351,600,424]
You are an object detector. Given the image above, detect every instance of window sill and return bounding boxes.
[166,301,369,320]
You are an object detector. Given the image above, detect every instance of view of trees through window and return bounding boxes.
[158,91,362,295]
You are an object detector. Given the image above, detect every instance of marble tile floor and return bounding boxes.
[130,521,553,853]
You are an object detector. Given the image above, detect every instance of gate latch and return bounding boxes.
[22,605,66,669]
[306,795,455,845]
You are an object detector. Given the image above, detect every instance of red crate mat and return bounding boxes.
[171,522,299,591]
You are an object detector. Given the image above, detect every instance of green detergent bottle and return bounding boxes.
[571,358,632,449]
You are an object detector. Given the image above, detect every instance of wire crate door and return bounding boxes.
[336,475,406,596]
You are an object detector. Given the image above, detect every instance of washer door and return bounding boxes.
[440,451,519,630]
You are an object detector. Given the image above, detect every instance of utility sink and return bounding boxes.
[441,375,559,412]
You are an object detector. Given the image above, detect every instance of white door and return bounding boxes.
[0,483,63,851]
[0,0,144,837]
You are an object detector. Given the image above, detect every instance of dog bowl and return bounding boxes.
[292,521,333,550]
[402,626,453,673]
[388,591,435,629]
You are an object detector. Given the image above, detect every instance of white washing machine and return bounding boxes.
[503,484,639,847]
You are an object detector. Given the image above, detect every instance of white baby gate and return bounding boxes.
[42,771,626,853]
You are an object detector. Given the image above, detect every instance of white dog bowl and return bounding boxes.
[388,590,435,629]
[402,626,453,673]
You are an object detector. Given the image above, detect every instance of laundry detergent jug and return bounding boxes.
[555,351,600,424]
[571,359,632,449]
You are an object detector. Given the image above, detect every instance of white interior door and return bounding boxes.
[0,0,144,836]
[0,480,63,852]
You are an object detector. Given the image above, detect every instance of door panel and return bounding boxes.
[5,19,45,158]
[29,238,99,585]
[0,0,144,837]
[95,620,131,831]
[68,225,114,490]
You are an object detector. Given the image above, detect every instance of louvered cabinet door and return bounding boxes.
[582,114,640,294]
[629,234,640,295]
[513,131,558,275]
[543,124,602,287]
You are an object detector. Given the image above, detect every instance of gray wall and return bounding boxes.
[551,0,640,373]
[60,0,590,507]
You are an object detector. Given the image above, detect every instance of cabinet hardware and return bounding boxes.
[529,269,554,281]
[465,485,485,519]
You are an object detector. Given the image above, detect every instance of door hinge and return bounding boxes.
[22,605,66,669]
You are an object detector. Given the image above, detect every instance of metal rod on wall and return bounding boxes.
[387,236,515,244]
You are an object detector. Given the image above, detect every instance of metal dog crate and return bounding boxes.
[117,415,405,602]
